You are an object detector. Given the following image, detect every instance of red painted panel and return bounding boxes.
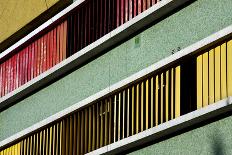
[12,55,16,91]
[49,30,54,68]
[134,0,137,17]
[0,63,2,97]
[138,0,142,14]
[60,23,64,62]
[63,21,67,59]
[31,42,35,80]
[37,38,41,76]
[43,34,47,73]
[147,0,151,8]
[46,32,50,70]
[125,0,128,22]
[129,0,132,20]
[28,45,31,82]
[53,28,57,66]
[56,25,59,63]
[143,0,147,12]
[121,0,124,25]
[16,53,19,89]
[2,62,5,96]
[152,0,156,5]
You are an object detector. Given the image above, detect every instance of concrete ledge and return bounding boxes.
[0,0,191,110]
[86,97,232,155]
[1,22,232,149]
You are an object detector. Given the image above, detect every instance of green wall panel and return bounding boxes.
[1,0,232,141]
[129,115,232,155]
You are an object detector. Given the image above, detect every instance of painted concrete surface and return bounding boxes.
[0,0,60,43]
[1,0,232,141]
[129,114,232,155]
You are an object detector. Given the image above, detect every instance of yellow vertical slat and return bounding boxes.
[151,77,154,127]
[70,116,73,155]
[209,49,215,104]
[165,70,169,122]
[100,102,103,147]
[136,84,140,133]
[132,86,135,135]
[127,88,130,137]
[118,93,121,140]
[73,114,77,155]
[30,136,33,155]
[80,111,84,154]
[197,55,203,109]
[215,46,221,102]
[77,112,81,155]
[92,105,96,150]
[105,100,108,145]
[146,79,149,130]
[24,139,27,155]
[109,98,112,143]
[161,73,163,123]
[46,129,49,155]
[171,68,174,119]
[155,75,159,126]
[141,82,144,132]
[221,43,227,99]
[96,103,100,148]
[113,95,117,142]
[175,66,181,117]
[65,119,69,155]
[227,40,232,96]
[122,90,125,139]
[52,125,56,155]
[49,127,52,155]
[85,109,88,153]
[203,52,209,107]
[89,106,92,152]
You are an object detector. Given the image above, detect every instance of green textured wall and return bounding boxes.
[129,115,232,155]
[1,0,232,141]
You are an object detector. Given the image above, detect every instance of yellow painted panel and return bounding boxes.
[136,84,140,133]
[80,111,84,154]
[228,40,232,96]
[105,100,108,145]
[165,70,169,122]
[171,68,174,119]
[151,77,154,127]
[155,75,159,126]
[89,106,92,152]
[161,73,164,123]
[175,66,180,117]
[109,98,112,143]
[215,46,221,101]
[146,79,149,130]
[85,109,88,153]
[209,49,215,104]
[92,105,96,150]
[122,91,126,139]
[127,88,130,137]
[197,55,203,109]
[118,94,121,140]
[131,86,135,135]
[141,82,144,132]
[221,43,227,99]
[113,96,117,142]
[77,112,81,155]
[203,52,209,107]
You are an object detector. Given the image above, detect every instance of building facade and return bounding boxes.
[1,0,232,154]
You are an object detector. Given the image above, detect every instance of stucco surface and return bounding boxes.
[129,115,232,155]
[0,0,59,43]
[1,0,232,142]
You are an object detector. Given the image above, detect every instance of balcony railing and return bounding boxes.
[1,35,232,154]
[0,0,162,98]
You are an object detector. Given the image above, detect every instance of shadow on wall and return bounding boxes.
[211,130,225,155]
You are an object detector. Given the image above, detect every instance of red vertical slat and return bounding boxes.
[125,0,128,22]
[47,32,51,70]
[53,28,57,66]
[25,47,28,84]
[117,0,120,27]
[39,37,43,74]
[100,0,103,37]
[37,38,41,76]
[9,57,12,93]
[28,45,32,82]
[143,0,147,12]
[147,0,151,8]
[60,23,64,62]
[43,34,47,73]
[89,2,91,44]
[138,0,142,14]
[134,0,137,17]
[63,21,67,59]
[57,25,60,64]
[15,53,19,89]
[152,0,156,5]
[18,51,22,87]
[50,30,54,68]
[31,42,35,80]
[21,49,25,85]
[12,55,16,92]
[121,0,124,25]
[0,63,2,97]
[104,0,107,35]
[7,59,10,93]
[2,62,5,96]
[84,6,88,47]
[34,40,38,78]
[129,0,132,20]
